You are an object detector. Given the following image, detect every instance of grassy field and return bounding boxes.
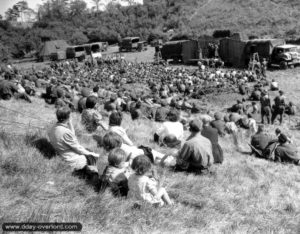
[0,66,300,233]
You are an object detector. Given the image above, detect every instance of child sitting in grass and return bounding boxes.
[127,155,173,206]
[101,148,130,196]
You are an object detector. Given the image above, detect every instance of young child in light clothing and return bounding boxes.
[103,148,131,196]
[127,155,173,206]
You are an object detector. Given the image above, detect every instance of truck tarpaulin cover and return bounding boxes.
[219,38,247,68]
[161,40,199,64]
[245,39,285,59]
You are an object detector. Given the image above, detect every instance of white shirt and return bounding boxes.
[110,126,134,146]
[121,144,164,163]
[271,81,278,89]
[156,121,184,142]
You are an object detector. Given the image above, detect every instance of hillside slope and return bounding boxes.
[190,0,300,36]
[158,0,300,37]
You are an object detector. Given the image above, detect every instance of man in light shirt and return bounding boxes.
[49,107,100,186]
[270,79,279,91]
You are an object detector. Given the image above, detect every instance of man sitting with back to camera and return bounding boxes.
[175,119,214,174]
[49,107,100,186]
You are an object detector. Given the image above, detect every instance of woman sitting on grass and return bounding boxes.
[81,95,108,133]
[109,111,134,146]
[128,155,173,206]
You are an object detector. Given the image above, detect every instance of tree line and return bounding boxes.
[1,0,300,60]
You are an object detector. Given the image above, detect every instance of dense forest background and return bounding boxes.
[1,0,300,59]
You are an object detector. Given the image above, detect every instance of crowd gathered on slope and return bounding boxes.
[0,58,299,206]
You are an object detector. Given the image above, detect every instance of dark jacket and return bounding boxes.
[251,133,272,152]
[211,120,226,136]
[0,80,18,99]
[155,106,169,122]
[202,126,223,164]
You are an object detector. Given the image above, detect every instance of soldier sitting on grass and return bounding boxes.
[48,107,100,189]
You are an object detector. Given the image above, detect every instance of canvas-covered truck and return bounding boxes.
[119,37,147,52]
[269,44,300,69]
[219,38,300,69]
[244,39,300,69]
[161,40,199,64]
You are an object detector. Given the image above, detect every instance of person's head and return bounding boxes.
[86,96,98,109]
[224,115,230,122]
[131,155,152,176]
[109,111,123,126]
[93,86,99,93]
[214,112,223,121]
[56,88,65,98]
[167,109,180,122]
[275,128,281,136]
[81,87,91,97]
[189,119,203,133]
[108,148,126,168]
[117,91,123,98]
[278,133,288,144]
[135,101,142,109]
[279,90,284,95]
[160,99,168,107]
[257,124,265,133]
[102,132,122,151]
[56,107,71,123]
[202,116,211,126]
[110,94,117,102]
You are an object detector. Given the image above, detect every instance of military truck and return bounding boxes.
[119,37,148,52]
[269,44,300,69]
[161,40,199,64]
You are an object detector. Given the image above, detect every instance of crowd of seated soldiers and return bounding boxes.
[0,58,299,204]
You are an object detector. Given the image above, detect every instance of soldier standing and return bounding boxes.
[260,90,272,124]
[271,90,286,125]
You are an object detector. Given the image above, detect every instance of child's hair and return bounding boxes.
[102,132,122,151]
[108,148,126,167]
[109,111,123,126]
[275,128,281,135]
[131,155,152,176]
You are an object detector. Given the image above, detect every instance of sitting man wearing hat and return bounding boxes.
[48,107,100,186]
[275,134,300,165]
[175,119,214,173]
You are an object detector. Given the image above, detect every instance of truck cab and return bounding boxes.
[271,44,300,69]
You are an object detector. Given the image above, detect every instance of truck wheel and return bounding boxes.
[279,61,288,70]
